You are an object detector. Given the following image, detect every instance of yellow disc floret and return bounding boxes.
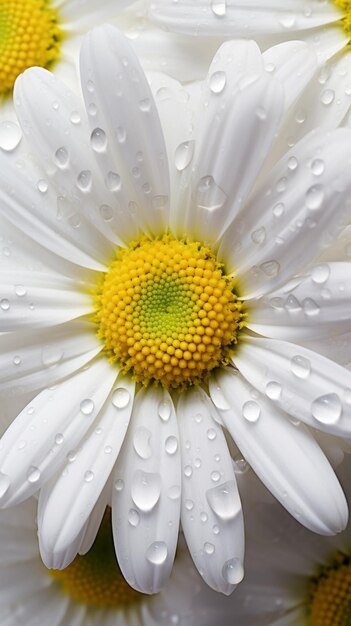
[308,552,351,626]
[95,235,243,389]
[50,508,143,608]
[333,0,351,38]
[0,0,63,96]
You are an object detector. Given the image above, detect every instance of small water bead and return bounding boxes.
[290,355,311,379]
[311,393,342,425]
[168,485,181,500]
[286,294,301,311]
[174,140,195,171]
[305,185,324,211]
[37,179,48,194]
[54,146,69,168]
[206,480,241,520]
[273,202,285,218]
[312,264,330,284]
[185,499,194,511]
[165,436,178,455]
[70,111,81,125]
[105,171,121,192]
[222,558,244,585]
[128,508,140,527]
[13,355,21,366]
[265,381,282,400]
[184,465,193,478]
[91,128,107,152]
[133,426,152,459]
[260,260,280,278]
[17,440,26,450]
[311,159,325,176]
[77,170,92,192]
[251,227,266,244]
[209,71,227,94]
[211,471,221,483]
[104,445,112,454]
[112,387,130,409]
[55,433,64,445]
[204,542,215,555]
[139,98,151,112]
[158,400,172,421]
[194,458,202,468]
[200,512,208,523]
[88,103,97,116]
[242,400,261,423]
[41,347,64,367]
[211,0,226,16]
[288,156,298,171]
[0,122,22,151]
[67,451,77,463]
[84,470,94,483]
[87,80,95,93]
[303,298,320,316]
[321,89,335,105]
[207,428,217,441]
[146,542,168,565]
[114,478,124,492]
[0,299,10,311]
[99,204,113,222]
[80,399,95,416]
[131,470,161,512]
[27,466,41,483]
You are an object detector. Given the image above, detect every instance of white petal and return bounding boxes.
[181,42,283,243]
[80,25,170,237]
[59,0,134,26]
[220,128,351,297]
[149,1,341,36]
[39,517,88,570]
[38,374,134,556]
[0,320,102,395]
[0,358,117,507]
[178,387,244,595]
[247,262,351,340]
[0,271,93,331]
[262,41,317,111]
[112,387,181,593]
[210,368,348,535]
[78,477,112,555]
[235,336,351,438]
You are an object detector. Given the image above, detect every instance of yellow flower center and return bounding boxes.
[333,0,351,38]
[309,552,351,626]
[0,0,63,96]
[50,508,144,608]
[95,235,242,389]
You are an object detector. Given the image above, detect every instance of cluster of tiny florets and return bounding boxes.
[308,552,351,626]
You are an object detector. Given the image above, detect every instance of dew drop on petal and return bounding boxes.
[175,140,195,171]
[168,485,181,500]
[265,381,282,400]
[311,264,330,284]
[0,121,22,151]
[242,400,261,423]
[90,128,107,152]
[37,179,48,194]
[131,470,161,512]
[209,71,227,94]
[311,393,342,425]
[112,387,130,408]
[303,298,320,316]
[105,171,121,192]
[0,299,10,311]
[27,466,41,483]
[165,435,178,455]
[77,170,92,192]
[54,147,69,168]
[206,480,241,520]
[305,185,324,211]
[80,399,95,416]
[158,399,172,421]
[260,260,280,277]
[290,355,311,379]
[222,558,244,585]
[84,470,94,483]
[207,428,217,440]
[204,542,215,555]
[128,508,140,527]
[55,433,64,445]
[146,541,168,565]
[70,111,81,125]
[133,426,152,459]
[114,478,124,492]
[211,0,226,16]
[311,159,325,176]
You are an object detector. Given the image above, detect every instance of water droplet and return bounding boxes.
[88,103,97,116]
[175,140,195,171]
[168,485,181,500]
[185,499,194,511]
[55,433,64,445]
[251,227,266,244]
[117,126,126,143]
[139,98,151,112]
[200,512,208,522]
[184,465,193,478]
[288,156,298,171]
[204,542,215,555]
[194,457,202,468]
[146,541,168,565]
[265,381,282,400]
[242,400,261,423]
[91,128,107,152]
[37,179,48,194]
[84,470,94,483]
[27,466,41,483]
[290,356,311,379]
[0,121,22,151]
[105,171,121,191]
[260,260,280,277]
[285,294,301,311]
[18,440,26,450]
[0,473,10,497]
[70,111,81,125]
[41,347,64,367]
[273,202,285,218]
[13,355,21,366]
[196,175,227,212]
[112,387,130,408]
[104,445,112,454]
[131,470,161,512]
[128,508,140,527]
[80,399,95,415]
[312,264,330,284]
[209,71,227,94]
[54,147,69,168]
[306,185,324,210]
[210,383,231,410]
[311,393,342,425]
[211,0,226,16]
[133,426,152,459]
[77,170,92,192]
[99,204,113,222]
[311,159,324,176]
[165,435,178,455]
[114,478,124,492]
[207,428,217,441]
[303,298,320,316]
[158,399,172,421]
[206,480,241,520]
[222,558,244,585]
[87,80,95,93]
[211,471,221,482]
[0,299,10,311]
[321,88,335,105]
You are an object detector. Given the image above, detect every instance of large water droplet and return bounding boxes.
[0,121,22,151]
[112,387,130,409]
[211,0,226,16]
[175,140,195,171]
[206,480,241,520]
[222,558,244,585]
[146,541,168,565]
[80,399,95,416]
[209,71,227,94]
[165,435,178,455]
[311,264,330,284]
[131,470,161,512]
[91,128,107,152]
[290,355,311,379]
[133,426,152,459]
[311,393,342,425]
[242,400,261,423]
[196,175,227,212]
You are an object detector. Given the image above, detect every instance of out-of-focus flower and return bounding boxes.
[1,25,351,597]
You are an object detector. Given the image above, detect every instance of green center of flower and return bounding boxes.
[0,0,63,96]
[50,509,144,608]
[333,0,351,38]
[95,235,243,389]
[308,552,351,626]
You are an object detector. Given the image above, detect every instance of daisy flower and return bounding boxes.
[0,0,135,149]
[0,497,228,626]
[1,25,351,596]
[230,455,351,626]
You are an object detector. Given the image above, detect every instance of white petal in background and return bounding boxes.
[112,387,181,593]
[247,262,351,340]
[0,358,117,507]
[80,25,170,238]
[38,374,135,564]
[235,336,351,438]
[178,387,244,595]
[210,368,348,535]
